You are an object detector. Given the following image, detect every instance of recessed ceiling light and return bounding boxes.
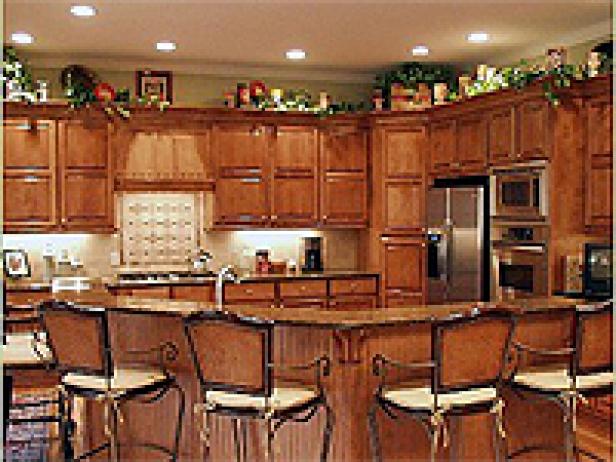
[285,49,306,60]
[467,32,490,43]
[412,45,430,56]
[11,32,34,44]
[156,41,176,52]
[70,5,97,17]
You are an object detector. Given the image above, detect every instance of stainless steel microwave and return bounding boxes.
[490,166,548,220]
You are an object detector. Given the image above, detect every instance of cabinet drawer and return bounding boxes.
[6,291,50,306]
[128,286,171,299]
[280,299,328,309]
[224,282,275,302]
[171,284,215,302]
[385,293,423,308]
[279,279,327,298]
[330,277,377,296]
[329,295,377,310]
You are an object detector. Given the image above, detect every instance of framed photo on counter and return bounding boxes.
[136,70,173,103]
[3,249,31,278]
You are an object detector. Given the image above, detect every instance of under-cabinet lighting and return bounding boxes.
[156,41,177,52]
[11,32,34,44]
[70,5,97,17]
[412,45,430,56]
[285,49,306,60]
[467,32,490,43]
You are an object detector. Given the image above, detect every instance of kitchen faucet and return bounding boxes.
[216,265,239,308]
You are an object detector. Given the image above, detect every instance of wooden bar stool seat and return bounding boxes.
[205,387,320,415]
[40,300,186,462]
[2,332,53,367]
[507,301,613,462]
[184,310,334,462]
[382,385,498,411]
[62,367,170,398]
[369,309,515,462]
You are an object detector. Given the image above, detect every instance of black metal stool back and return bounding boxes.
[433,310,515,395]
[185,311,273,399]
[40,301,112,381]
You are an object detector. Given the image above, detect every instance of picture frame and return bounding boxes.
[3,249,31,279]
[136,70,173,103]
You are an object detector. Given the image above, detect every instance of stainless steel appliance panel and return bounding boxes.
[427,185,485,303]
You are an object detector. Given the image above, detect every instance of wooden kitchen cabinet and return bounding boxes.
[214,176,269,227]
[487,106,515,165]
[114,126,213,190]
[329,276,379,309]
[383,126,425,180]
[456,113,488,173]
[383,179,424,234]
[271,126,318,227]
[320,126,368,227]
[171,284,215,302]
[59,120,113,231]
[429,119,456,176]
[213,123,269,175]
[223,281,276,307]
[279,279,328,308]
[379,125,427,234]
[3,119,57,230]
[381,237,425,307]
[585,95,612,233]
[518,99,551,161]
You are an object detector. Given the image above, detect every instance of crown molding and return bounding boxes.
[486,19,612,66]
[21,52,377,84]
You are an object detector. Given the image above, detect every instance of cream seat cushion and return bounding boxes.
[383,386,497,411]
[514,369,613,392]
[63,368,167,396]
[206,387,318,412]
[2,332,52,366]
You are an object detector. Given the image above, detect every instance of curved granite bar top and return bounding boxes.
[45,290,604,328]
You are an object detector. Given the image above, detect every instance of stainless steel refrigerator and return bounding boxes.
[426,178,489,303]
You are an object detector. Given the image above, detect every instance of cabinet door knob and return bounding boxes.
[245,289,254,295]
[271,215,278,220]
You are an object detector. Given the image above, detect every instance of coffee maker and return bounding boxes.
[301,237,324,273]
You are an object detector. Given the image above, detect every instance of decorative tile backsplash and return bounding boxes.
[120,193,200,265]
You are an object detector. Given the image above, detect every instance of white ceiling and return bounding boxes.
[4,0,612,82]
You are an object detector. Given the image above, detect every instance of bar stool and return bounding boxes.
[184,310,334,462]
[3,302,66,460]
[368,309,514,462]
[40,300,186,461]
[508,301,613,462]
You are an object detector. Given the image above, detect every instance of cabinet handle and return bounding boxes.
[14,122,50,130]
[240,178,260,183]
[245,289,254,295]
[301,286,307,291]
[271,215,278,220]
[323,215,328,220]
[23,176,41,183]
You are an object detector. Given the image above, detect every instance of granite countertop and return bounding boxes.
[46,292,600,328]
[103,270,379,289]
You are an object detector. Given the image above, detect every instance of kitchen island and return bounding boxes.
[34,292,610,461]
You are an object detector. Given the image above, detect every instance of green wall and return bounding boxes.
[30,66,373,106]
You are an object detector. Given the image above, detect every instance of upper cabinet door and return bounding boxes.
[429,120,456,175]
[456,114,487,172]
[213,123,270,175]
[4,119,55,170]
[488,107,515,165]
[214,176,269,227]
[321,127,367,173]
[58,120,113,230]
[60,120,108,169]
[3,119,57,230]
[272,125,318,173]
[587,96,612,163]
[383,126,426,180]
[518,99,550,161]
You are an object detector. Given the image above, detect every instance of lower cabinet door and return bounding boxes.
[271,175,318,227]
[382,237,426,302]
[4,174,56,228]
[321,174,367,227]
[214,177,269,227]
[62,172,113,230]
